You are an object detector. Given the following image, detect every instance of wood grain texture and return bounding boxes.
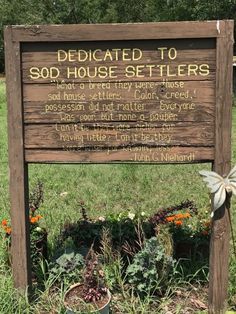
[21,44,215,83]
[209,20,234,314]
[24,122,214,149]
[23,102,214,124]
[22,47,215,63]
[9,21,227,42]
[23,80,215,102]
[24,146,214,163]
[23,80,215,124]
[22,67,215,84]
[4,27,32,292]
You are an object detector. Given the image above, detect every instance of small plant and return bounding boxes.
[126,237,175,296]
[81,247,107,303]
[1,181,47,281]
[79,200,90,222]
[29,180,44,213]
[50,249,84,284]
[64,246,110,313]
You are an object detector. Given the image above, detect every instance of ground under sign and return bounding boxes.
[4,21,233,313]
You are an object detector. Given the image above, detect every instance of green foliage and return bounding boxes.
[57,207,154,258]
[229,255,236,310]
[126,237,175,295]
[49,249,84,284]
[0,0,45,73]
[1,0,236,72]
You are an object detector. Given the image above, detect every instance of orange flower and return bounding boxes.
[175,213,190,219]
[175,213,184,219]
[5,227,11,235]
[166,216,175,222]
[30,215,43,224]
[1,219,8,227]
[174,220,183,226]
[30,217,38,224]
[202,230,209,236]
[183,213,191,218]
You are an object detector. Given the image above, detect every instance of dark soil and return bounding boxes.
[64,284,110,313]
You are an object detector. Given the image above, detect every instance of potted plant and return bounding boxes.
[64,247,111,314]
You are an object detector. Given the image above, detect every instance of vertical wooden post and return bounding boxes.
[209,20,234,314]
[4,26,32,292]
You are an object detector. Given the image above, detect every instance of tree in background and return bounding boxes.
[0,0,44,72]
[0,0,235,73]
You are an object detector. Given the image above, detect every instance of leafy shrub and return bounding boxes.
[50,249,84,284]
[126,237,175,296]
[57,203,154,256]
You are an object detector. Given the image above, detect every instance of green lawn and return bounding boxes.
[0,79,236,312]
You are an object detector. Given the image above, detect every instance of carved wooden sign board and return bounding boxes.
[4,21,234,313]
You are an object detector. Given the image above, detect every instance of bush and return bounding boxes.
[126,237,175,296]
[49,249,84,285]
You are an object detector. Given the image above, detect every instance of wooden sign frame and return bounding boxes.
[4,21,234,313]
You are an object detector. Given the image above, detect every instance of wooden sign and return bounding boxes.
[23,38,216,164]
[4,21,234,313]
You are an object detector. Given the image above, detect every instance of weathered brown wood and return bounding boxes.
[23,80,215,102]
[22,61,215,84]
[24,146,214,163]
[21,45,216,83]
[22,70,215,84]
[4,26,32,292]
[24,122,214,149]
[10,21,224,42]
[22,48,215,64]
[23,102,214,124]
[209,20,234,314]
[22,37,215,53]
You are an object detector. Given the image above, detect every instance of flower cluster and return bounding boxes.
[30,214,43,224]
[166,212,191,226]
[105,210,147,223]
[149,200,197,225]
[1,215,43,236]
[1,220,11,235]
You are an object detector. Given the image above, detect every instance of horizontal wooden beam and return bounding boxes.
[25,146,214,163]
[7,20,232,42]
[24,121,214,149]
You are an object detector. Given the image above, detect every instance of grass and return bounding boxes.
[0,78,236,312]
